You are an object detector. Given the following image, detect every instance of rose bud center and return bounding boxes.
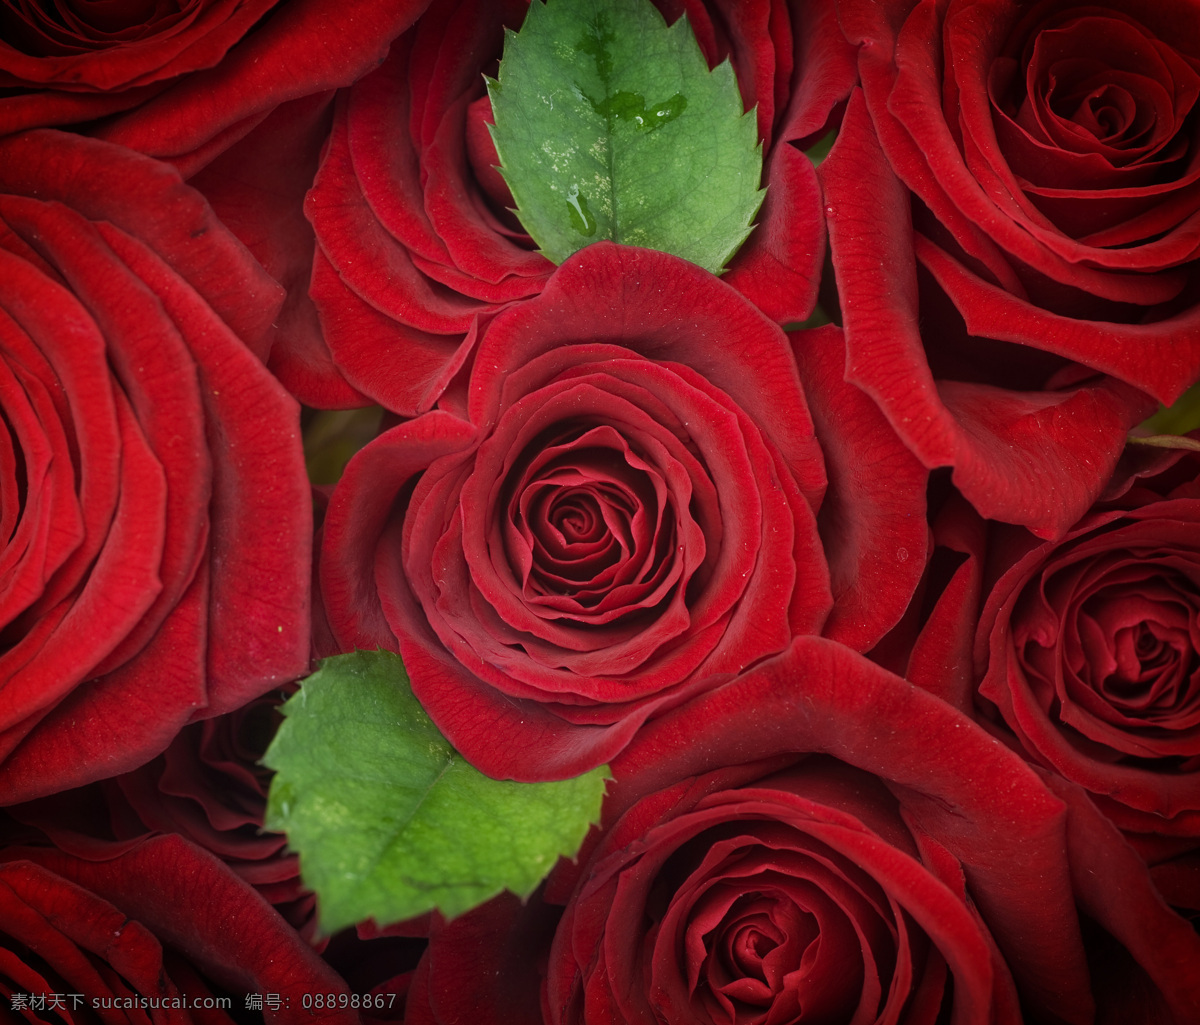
[1075,579,1200,731]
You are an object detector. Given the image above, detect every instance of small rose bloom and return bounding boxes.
[0,834,358,1022]
[904,438,1200,844]
[6,690,317,938]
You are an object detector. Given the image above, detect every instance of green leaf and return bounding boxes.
[1128,434,1200,453]
[488,0,764,273]
[303,406,383,486]
[803,128,838,168]
[1137,380,1200,438]
[262,650,609,935]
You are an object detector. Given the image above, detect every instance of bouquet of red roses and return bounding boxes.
[2,0,1199,1021]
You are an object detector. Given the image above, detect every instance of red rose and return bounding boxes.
[6,689,318,938]
[298,0,857,414]
[0,834,358,1022]
[550,762,1023,1025]
[405,638,1200,1024]
[0,130,311,803]
[0,0,431,415]
[903,439,1200,846]
[790,325,929,652]
[841,0,1200,334]
[823,0,1200,535]
[320,243,834,780]
[0,0,432,169]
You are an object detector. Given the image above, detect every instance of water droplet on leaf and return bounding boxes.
[565,184,596,235]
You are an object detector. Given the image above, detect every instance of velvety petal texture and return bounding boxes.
[972,441,1200,838]
[0,0,434,169]
[321,243,833,780]
[839,0,1200,379]
[189,91,370,408]
[884,439,1200,916]
[404,637,1200,1024]
[0,834,358,1023]
[0,131,311,803]
[5,688,316,938]
[829,0,1200,535]
[791,324,929,651]
[823,89,1156,538]
[301,0,856,413]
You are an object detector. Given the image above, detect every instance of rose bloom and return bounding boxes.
[0,0,432,410]
[896,438,1200,851]
[0,0,431,168]
[823,0,1200,536]
[0,833,359,1022]
[298,0,857,413]
[404,637,1200,1025]
[320,243,839,780]
[0,130,311,803]
[2,690,431,1015]
[5,689,318,938]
